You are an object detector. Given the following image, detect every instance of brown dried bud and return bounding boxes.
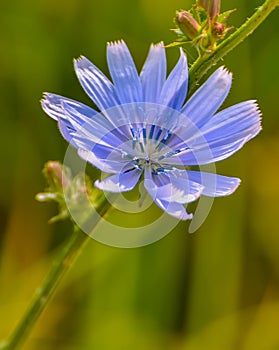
[176,11,200,40]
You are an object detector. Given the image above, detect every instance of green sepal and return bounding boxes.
[36,161,101,224]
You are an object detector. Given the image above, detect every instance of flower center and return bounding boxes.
[133,157,166,174]
[121,124,178,174]
[130,124,172,154]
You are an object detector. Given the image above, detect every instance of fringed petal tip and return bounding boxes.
[217,65,231,76]
[245,99,262,112]
[217,66,233,85]
[211,66,233,88]
[73,55,88,68]
[41,92,53,105]
[41,93,63,121]
[236,99,263,136]
[249,99,263,131]
[106,39,126,48]
[41,92,62,105]
[250,99,263,118]
[40,93,48,108]
[151,41,165,48]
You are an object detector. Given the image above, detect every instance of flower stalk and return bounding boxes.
[0,162,112,350]
[1,192,111,350]
[188,0,279,94]
[172,1,234,54]
[3,227,89,350]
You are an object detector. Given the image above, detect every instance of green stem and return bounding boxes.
[1,194,111,350]
[188,0,279,93]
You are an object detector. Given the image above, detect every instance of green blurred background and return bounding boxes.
[0,0,279,349]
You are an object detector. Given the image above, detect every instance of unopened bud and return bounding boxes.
[198,0,221,19]
[213,21,225,35]
[45,161,70,190]
[176,11,200,40]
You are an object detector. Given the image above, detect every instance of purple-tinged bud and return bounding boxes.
[211,21,233,40]
[46,161,70,190]
[198,0,221,19]
[176,10,200,40]
[213,21,225,35]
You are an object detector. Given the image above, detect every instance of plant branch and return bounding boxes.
[188,0,279,93]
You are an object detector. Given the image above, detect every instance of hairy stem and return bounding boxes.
[188,0,279,93]
[1,194,110,350]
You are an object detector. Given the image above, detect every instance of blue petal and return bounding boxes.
[95,168,142,192]
[200,100,261,143]
[154,198,193,220]
[74,56,120,111]
[78,149,131,173]
[96,103,181,144]
[144,167,197,220]
[77,142,121,159]
[41,93,103,148]
[57,119,77,146]
[163,137,248,166]
[144,168,203,204]
[61,100,131,151]
[42,94,135,172]
[61,99,108,128]
[162,100,261,165]
[107,40,143,103]
[41,93,97,122]
[167,170,204,203]
[140,43,166,103]
[159,49,188,110]
[186,171,241,197]
[181,67,232,126]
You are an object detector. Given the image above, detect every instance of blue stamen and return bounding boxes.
[155,128,162,141]
[149,124,155,139]
[157,131,172,151]
[142,127,147,140]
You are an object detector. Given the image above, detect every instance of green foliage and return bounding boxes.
[36,161,100,224]
[172,1,234,57]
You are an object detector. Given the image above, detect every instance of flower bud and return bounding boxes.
[46,161,70,190]
[213,21,225,35]
[176,11,200,40]
[198,0,221,19]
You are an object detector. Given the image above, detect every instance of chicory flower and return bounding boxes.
[42,41,261,220]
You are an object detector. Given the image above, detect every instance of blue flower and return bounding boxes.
[42,40,261,220]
